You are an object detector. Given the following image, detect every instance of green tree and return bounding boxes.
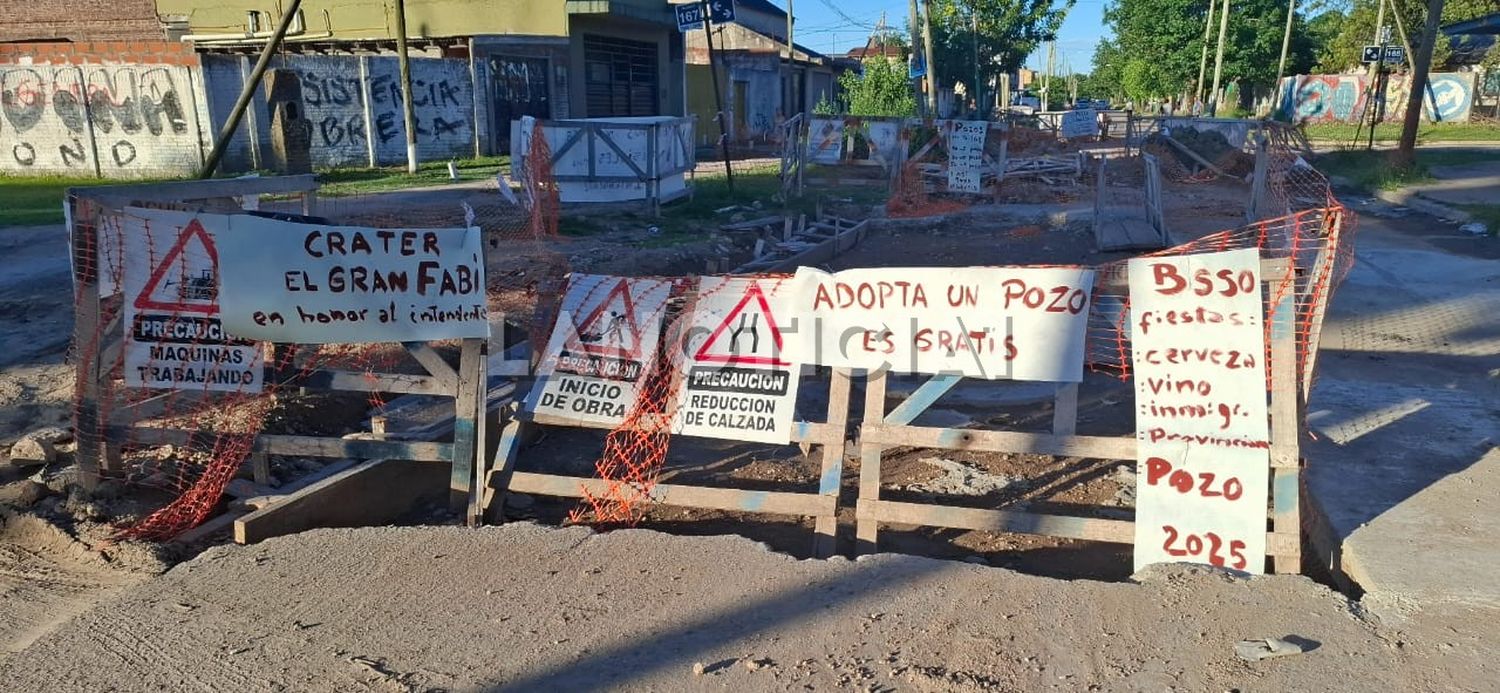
[1091,0,1322,101]
[926,0,1075,101]
[837,58,919,117]
[1317,0,1494,73]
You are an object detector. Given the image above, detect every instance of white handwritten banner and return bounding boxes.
[1061,109,1099,139]
[215,215,489,344]
[946,120,987,193]
[787,266,1095,382]
[119,208,263,393]
[528,274,674,427]
[1129,248,1270,574]
[672,276,803,444]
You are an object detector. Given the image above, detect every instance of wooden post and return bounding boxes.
[855,369,888,554]
[69,194,105,490]
[812,368,852,557]
[449,338,484,511]
[1268,263,1302,574]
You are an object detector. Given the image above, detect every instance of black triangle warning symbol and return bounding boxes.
[134,218,219,316]
[570,279,643,359]
[694,281,789,367]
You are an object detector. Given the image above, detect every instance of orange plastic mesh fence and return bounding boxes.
[568,210,1352,527]
[71,121,565,542]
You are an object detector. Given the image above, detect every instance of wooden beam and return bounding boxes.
[403,342,459,390]
[121,427,452,462]
[812,368,853,557]
[70,175,319,207]
[506,472,836,517]
[233,458,448,544]
[448,339,484,510]
[857,499,1299,556]
[861,424,1136,460]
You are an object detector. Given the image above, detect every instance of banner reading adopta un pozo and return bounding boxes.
[216,215,489,344]
[787,266,1095,382]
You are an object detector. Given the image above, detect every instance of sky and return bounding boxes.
[780,0,1108,75]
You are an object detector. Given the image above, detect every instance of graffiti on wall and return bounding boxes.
[0,64,198,174]
[255,55,475,168]
[1281,72,1476,124]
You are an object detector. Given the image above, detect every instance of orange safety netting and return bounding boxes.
[71,120,566,542]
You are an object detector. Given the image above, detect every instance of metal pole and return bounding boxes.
[922,0,939,114]
[395,0,419,174]
[704,6,735,189]
[1273,0,1296,112]
[198,0,304,179]
[909,0,924,115]
[1209,0,1230,116]
[1195,0,1216,106]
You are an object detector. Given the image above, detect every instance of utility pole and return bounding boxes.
[1209,0,1230,116]
[395,0,418,174]
[971,5,980,116]
[786,0,795,117]
[705,9,734,189]
[922,0,939,114]
[199,0,303,178]
[1396,0,1445,168]
[1195,0,1216,107]
[1043,41,1056,110]
[1273,0,1296,113]
[909,0,925,115]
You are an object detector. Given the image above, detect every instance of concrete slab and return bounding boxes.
[1304,205,1500,619]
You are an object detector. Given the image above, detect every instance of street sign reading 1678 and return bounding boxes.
[675,3,705,31]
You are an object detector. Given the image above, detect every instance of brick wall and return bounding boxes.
[0,0,164,43]
[0,42,211,177]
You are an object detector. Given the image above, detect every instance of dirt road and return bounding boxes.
[0,224,74,449]
[0,523,1491,692]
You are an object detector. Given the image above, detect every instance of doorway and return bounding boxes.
[491,56,550,153]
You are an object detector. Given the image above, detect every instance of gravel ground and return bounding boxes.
[1,523,1492,692]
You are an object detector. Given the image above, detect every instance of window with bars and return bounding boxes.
[582,34,659,117]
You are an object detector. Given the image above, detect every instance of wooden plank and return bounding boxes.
[403,342,459,390]
[812,368,853,558]
[884,373,962,426]
[860,498,1133,542]
[449,339,484,510]
[1268,258,1303,572]
[71,174,319,206]
[1301,240,1335,399]
[858,499,1300,556]
[233,458,448,544]
[1052,383,1079,436]
[855,370,888,554]
[172,510,248,545]
[506,472,836,517]
[1160,134,1228,177]
[122,427,452,461]
[862,423,1137,460]
[292,369,451,396]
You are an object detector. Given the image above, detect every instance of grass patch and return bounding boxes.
[317,155,509,197]
[1303,122,1500,143]
[1314,148,1498,191]
[0,174,187,226]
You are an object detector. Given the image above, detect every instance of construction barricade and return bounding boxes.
[68,176,489,543]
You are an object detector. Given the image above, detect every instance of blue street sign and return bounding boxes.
[676,2,706,32]
[1383,46,1406,64]
[708,0,736,24]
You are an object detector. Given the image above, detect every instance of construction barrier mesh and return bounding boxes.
[70,120,564,541]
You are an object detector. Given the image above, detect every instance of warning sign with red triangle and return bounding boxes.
[133,218,220,315]
[694,280,790,367]
[568,278,645,360]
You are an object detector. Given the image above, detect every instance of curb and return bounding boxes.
[1372,187,1474,224]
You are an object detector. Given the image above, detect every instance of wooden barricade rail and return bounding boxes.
[481,363,854,558]
[853,256,1304,574]
[68,178,487,542]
